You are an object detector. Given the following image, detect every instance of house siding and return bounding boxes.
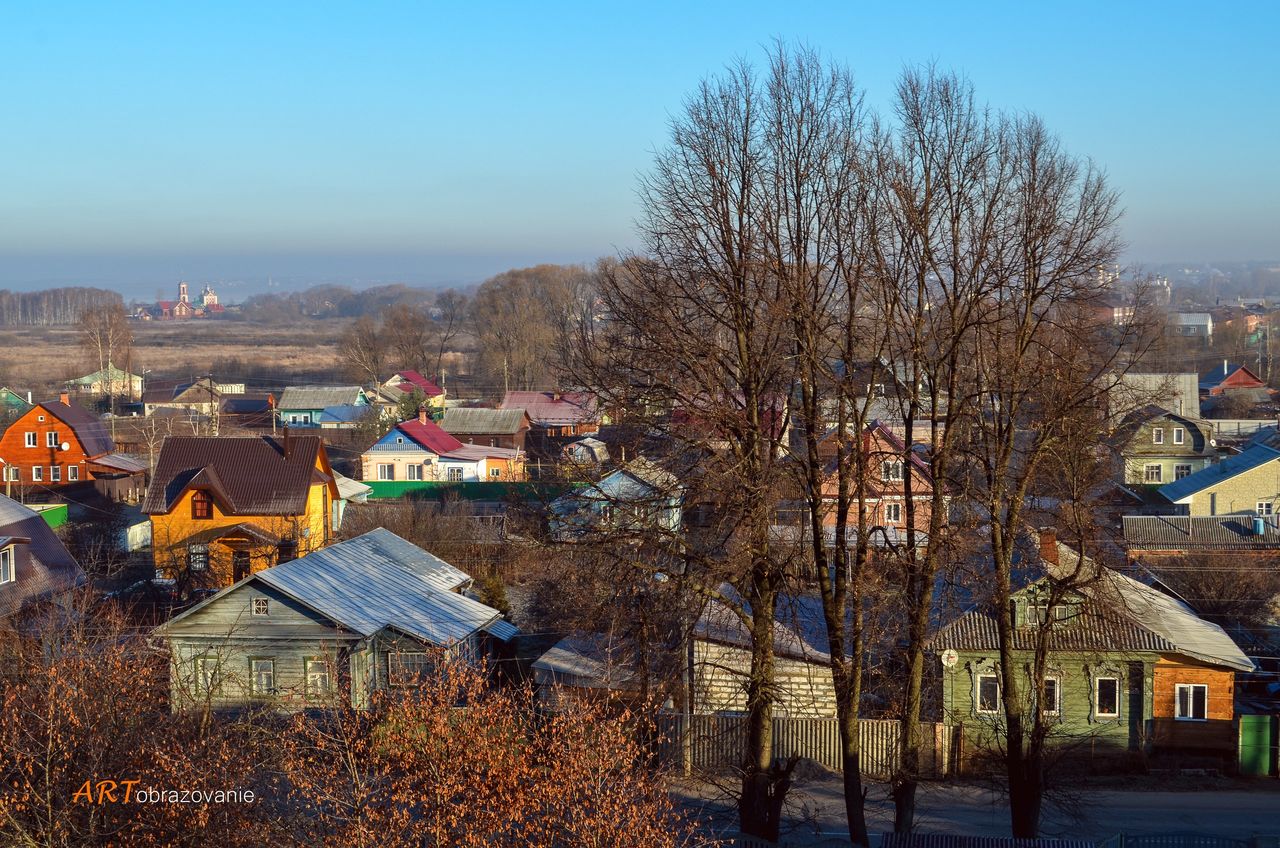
[1182,460,1280,515]
[1150,657,1237,754]
[693,640,836,718]
[0,405,94,488]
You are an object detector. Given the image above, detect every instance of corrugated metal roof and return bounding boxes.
[90,453,148,474]
[45,400,114,457]
[881,837,1092,848]
[143,435,325,515]
[253,529,511,645]
[390,370,443,397]
[397,418,465,454]
[1123,514,1280,550]
[930,608,1176,655]
[278,386,366,410]
[1113,372,1200,418]
[440,407,530,435]
[499,391,598,426]
[1157,443,1280,503]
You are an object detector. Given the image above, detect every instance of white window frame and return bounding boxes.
[5,467,18,482]
[376,463,395,481]
[977,674,1000,714]
[1175,683,1208,721]
[251,597,269,617]
[447,467,464,482]
[881,460,904,482]
[405,464,424,481]
[1042,677,1061,715]
[194,657,218,696]
[0,547,13,584]
[23,432,36,448]
[490,467,502,478]
[1096,677,1120,718]
[31,466,42,482]
[1257,501,1273,516]
[1144,464,1162,483]
[884,502,902,524]
[250,658,275,696]
[1173,427,1185,445]
[50,465,60,482]
[305,658,332,698]
[46,431,58,447]
[188,543,208,572]
[1152,427,1164,445]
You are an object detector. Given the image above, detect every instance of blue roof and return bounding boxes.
[1158,443,1280,503]
[316,404,368,424]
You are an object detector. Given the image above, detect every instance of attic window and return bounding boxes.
[1152,428,1164,445]
[252,598,269,617]
[191,491,213,520]
[396,437,404,444]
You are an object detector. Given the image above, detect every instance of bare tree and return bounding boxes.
[432,289,469,383]
[79,302,133,410]
[382,304,431,373]
[340,316,389,387]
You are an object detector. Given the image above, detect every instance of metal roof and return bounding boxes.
[90,453,148,474]
[881,837,1092,848]
[143,435,326,515]
[278,385,366,410]
[0,495,85,619]
[1157,443,1280,503]
[1113,372,1200,418]
[252,529,512,645]
[440,407,530,435]
[44,400,114,457]
[499,391,598,426]
[1123,514,1280,550]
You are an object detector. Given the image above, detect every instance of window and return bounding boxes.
[376,463,395,481]
[881,460,904,482]
[1042,678,1060,715]
[191,490,213,519]
[31,466,42,482]
[305,659,332,698]
[406,464,423,481]
[447,467,464,482]
[1144,464,1162,483]
[1152,428,1164,445]
[252,597,269,617]
[1258,501,1273,516]
[0,547,13,584]
[67,465,78,481]
[188,544,208,572]
[277,540,298,563]
[389,652,433,686]
[1175,464,1192,480]
[884,502,902,523]
[46,431,58,447]
[1096,677,1119,717]
[232,551,251,581]
[1176,683,1208,721]
[977,674,1000,713]
[50,465,60,482]
[5,467,17,482]
[194,657,218,696]
[1173,427,1185,445]
[23,432,36,448]
[250,659,275,696]
[490,467,502,479]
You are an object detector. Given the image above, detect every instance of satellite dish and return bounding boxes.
[59,442,70,452]
[940,648,959,669]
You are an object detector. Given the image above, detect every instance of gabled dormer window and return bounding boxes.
[191,491,213,520]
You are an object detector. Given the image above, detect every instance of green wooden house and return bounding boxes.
[931,538,1253,762]
[0,387,31,425]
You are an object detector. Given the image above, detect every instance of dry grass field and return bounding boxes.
[0,319,349,396]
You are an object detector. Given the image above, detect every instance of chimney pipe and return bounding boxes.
[58,391,69,406]
[283,425,292,459]
[418,404,428,426]
[1039,527,1059,566]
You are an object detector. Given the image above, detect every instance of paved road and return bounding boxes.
[680,779,1280,843]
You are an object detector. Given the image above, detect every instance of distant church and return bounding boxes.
[138,281,226,321]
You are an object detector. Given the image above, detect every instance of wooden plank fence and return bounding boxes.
[655,714,958,779]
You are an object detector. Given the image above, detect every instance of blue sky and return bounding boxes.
[1,1,1276,293]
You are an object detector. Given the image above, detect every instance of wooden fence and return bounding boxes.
[655,714,958,779]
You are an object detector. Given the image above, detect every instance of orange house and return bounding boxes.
[0,393,146,500]
[818,421,940,544]
[144,433,339,591]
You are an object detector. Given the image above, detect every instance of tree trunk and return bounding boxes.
[738,591,791,841]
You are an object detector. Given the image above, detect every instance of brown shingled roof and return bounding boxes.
[143,435,329,516]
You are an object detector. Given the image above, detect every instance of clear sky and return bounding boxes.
[1,1,1276,294]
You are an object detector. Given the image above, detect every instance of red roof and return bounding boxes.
[397,418,464,454]
[395,370,443,397]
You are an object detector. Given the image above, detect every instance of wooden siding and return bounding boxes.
[162,582,344,640]
[693,640,836,718]
[0,404,94,489]
[169,638,351,711]
[1150,657,1237,753]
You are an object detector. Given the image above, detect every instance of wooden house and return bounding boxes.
[276,386,369,428]
[144,433,341,591]
[380,370,446,409]
[66,363,144,397]
[0,393,147,500]
[361,408,525,483]
[1157,443,1280,516]
[930,536,1253,761]
[0,494,85,621]
[548,457,682,540]
[157,529,516,711]
[1111,406,1217,487]
[500,391,600,437]
[1199,361,1265,397]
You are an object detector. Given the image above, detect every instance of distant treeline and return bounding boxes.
[0,287,123,326]
[240,284,450,321]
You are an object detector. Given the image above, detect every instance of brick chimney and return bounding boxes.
[1039,528,1058,566]
[418,405,429,425]
[59,391,69,406]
